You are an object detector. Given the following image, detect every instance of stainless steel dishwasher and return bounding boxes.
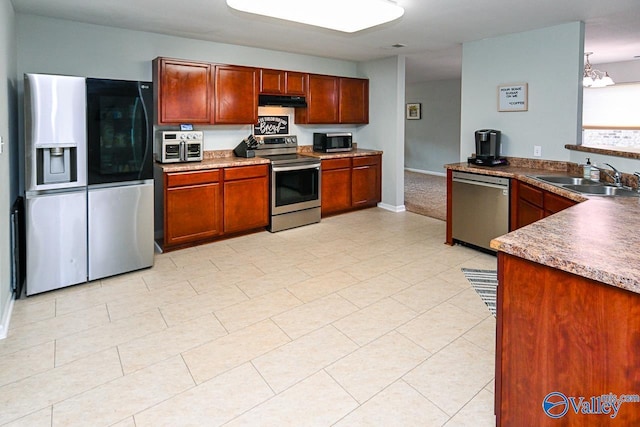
[452,171,510,252]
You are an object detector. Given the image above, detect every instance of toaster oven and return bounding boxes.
[158,131,203,163]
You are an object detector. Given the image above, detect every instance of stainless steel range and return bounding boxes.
[253,135,321,232]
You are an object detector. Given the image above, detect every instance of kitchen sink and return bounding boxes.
[563,185,640,197]
[532,176,596,185]
[529,175,640,197]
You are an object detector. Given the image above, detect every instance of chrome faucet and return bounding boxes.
[603,163,623,187]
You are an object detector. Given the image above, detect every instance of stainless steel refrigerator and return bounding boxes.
[24,74,154,296]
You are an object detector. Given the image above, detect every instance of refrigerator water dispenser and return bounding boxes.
[39,146,75,184]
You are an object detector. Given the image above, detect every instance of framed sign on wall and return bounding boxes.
[498,83,528,112]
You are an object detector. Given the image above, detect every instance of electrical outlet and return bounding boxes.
[533,145,542,157]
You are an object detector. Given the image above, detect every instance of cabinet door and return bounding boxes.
[155,58,211,124]
[516,199,544,229]
[214,65,259,124]
[298,74,339,124]
[544,192,576,216]
[339,77,369,124]
[165,182,222,246]
[223,166,269,233]
[352,156,381,207]
[321,160,352,216]
[260,69,285,94]
[285,72,307,95]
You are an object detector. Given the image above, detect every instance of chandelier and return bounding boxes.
[583,52,614,88]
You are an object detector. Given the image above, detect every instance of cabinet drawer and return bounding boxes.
[544,192,576,214]
[518,182,543,207]
[167,169,220,188]
[352,155,379,167]
[322,158,351,171]
[224,164,268,181]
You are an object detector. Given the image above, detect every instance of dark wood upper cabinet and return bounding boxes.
[259,69,307,96]
[284,71,306,96]
[213,65,259,124]
[295,74,369,124]
[339,77,369,124]
[154,57,368,126]
[154,58,211,125]
[260,69,285,94]
[295,74,339,124]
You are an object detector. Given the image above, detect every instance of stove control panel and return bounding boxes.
[255,135,297,146]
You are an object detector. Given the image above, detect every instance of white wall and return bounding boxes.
[461,22,584,161]
[596,60,640,84]
[405,79,461,174]
[356,56,406,210]
[15,14,363,154]
[16,14,406,211]
[0,0,17,338]
[583,83,640,127]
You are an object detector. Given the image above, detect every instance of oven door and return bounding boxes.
[271,162,321,215]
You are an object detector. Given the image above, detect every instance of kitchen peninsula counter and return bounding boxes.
[444,161,640,292]
[445,160,640,426]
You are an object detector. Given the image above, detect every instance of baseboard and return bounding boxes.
[0,294,15,340]
[405,167,446,177]
[378,202,406,213]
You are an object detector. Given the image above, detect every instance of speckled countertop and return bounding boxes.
[155,147,383,173]
[299,147,383,159]
[445,160,640,294]
[154,150,270,173]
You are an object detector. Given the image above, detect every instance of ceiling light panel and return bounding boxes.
[226,0,405,33]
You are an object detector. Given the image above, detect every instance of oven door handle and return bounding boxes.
[272,163,320,172]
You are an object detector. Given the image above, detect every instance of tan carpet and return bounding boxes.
[404,171,446,221]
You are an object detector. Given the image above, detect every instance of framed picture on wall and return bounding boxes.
[406,103,421,120]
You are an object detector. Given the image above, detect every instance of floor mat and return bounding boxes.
[461,268,498,317]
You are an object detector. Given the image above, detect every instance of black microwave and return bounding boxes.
[313,132,353,153]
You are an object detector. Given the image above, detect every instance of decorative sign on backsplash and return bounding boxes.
[254,116,289,135]
[498,83,528,112]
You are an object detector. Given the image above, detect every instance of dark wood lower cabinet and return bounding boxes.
[496,253,640,426]
[159,164,268,251]
[352,156,381,207]
[321,158,352,216]
[164,170,222,247]
[223,165,269,234]
[158,155,380,250]
[321,154,381,217]
[513,181,577,230]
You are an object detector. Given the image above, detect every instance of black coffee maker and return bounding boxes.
[468,129,508,166]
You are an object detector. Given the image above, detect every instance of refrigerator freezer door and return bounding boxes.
[88,181,154,281]
[25,190,88,295]
[24,73,87,192]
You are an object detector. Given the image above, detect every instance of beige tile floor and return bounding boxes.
[0,208,498,426]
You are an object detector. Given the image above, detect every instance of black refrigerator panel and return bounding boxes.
[86,78,153,185]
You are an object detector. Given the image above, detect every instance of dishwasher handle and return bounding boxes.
[452,176,509,191]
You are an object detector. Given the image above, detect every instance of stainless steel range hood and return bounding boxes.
[258,94,307,108]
